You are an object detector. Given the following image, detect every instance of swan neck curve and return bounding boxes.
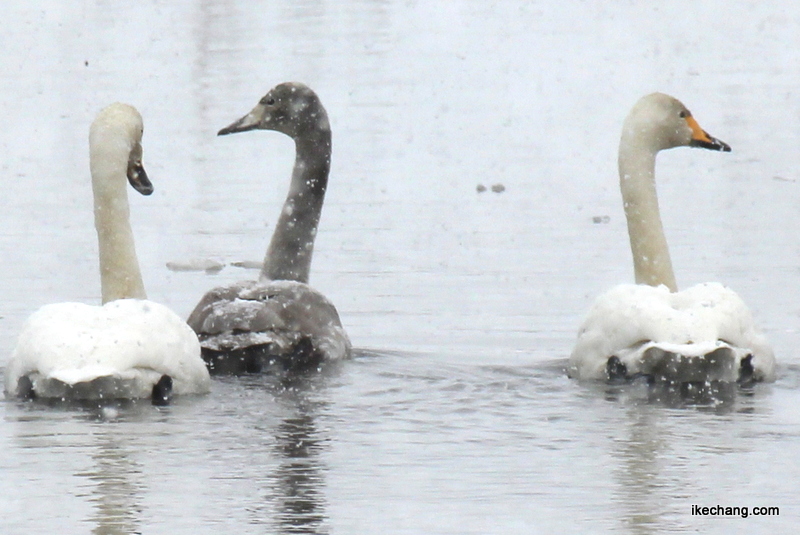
[261,129,332,284]
[91,133,147,303]
[618,137,678,292]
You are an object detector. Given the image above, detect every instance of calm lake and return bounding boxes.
[1,1,799,533]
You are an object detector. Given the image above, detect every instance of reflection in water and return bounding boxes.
[602,380,742,413]
[246,375,331,534]
[272,409,328,533]
[77,427,145,535]
[8,401,148,535]
[611,406,668,535]
[602,382,759,535]
[74,404,152,535]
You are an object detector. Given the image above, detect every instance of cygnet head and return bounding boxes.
[218,82,330,140]
[621,93,731,153]
[90,102,153,195]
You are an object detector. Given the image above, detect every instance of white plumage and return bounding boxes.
[569,283,775,382]
[569,93,775,383]
[5,300,210,399]
[4,103,210,401]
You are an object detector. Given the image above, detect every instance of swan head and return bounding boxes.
[217,82,330,140]
[90,103,153,195]
[621,93,731,153]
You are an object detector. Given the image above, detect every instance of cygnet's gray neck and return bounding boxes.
[261,130,332,284]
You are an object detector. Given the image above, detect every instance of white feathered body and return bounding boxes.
[5,299,211,399]
[569,282,775,382]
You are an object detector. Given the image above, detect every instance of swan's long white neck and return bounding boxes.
[90,135,147,303]
[618,135,678,292]
[261,130,331,284]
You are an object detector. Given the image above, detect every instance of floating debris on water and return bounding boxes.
[230,260,263,270]
[166,259,225,274]
[477,183,505,193]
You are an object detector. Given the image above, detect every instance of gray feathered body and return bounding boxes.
[188,279,351,373]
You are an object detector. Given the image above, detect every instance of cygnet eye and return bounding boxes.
[261,96,276,106]
[679,110,688,118]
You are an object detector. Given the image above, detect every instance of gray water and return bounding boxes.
[2,1,800,533]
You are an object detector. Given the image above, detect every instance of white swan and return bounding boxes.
[187,82,351,374]
[569,93,775,383]
[4,103,211,403]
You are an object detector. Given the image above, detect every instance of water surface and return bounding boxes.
[1,1,799,533]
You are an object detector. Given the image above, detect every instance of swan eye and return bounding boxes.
[261,97,276,106]
[679,110,688,118]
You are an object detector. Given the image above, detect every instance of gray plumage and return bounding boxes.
[188,83,351,373]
